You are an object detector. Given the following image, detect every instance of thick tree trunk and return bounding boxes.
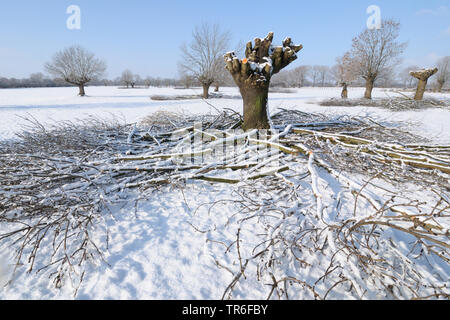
[240,85,270,131]
[364,78,374,99]
[341,83,348,99]
[202,83,211,99]
[414,79,428,101]
[214,83,219,92]
[78,84,86,96]
[224,32,303,130]
[410,68,438,101]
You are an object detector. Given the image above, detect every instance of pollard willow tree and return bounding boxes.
[45,46,107,96]
[224,32,303,130]
[121,70,134,88]
[179,23,231,99]
[332,52,359,99]
[350,20,407,99]
[410,68,438,101]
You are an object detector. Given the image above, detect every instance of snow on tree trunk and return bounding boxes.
[410,68,438,101]
[224,32,302,130]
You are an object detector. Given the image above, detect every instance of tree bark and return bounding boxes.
[364,78,375,99]
[214,83,219,92]
[202,83,211,99]
[410,68,438,101]
[415,79,428,100]
[224,32,303,130]
[78,84,86,96]
[341,83,348,99]
[241,85,270,131]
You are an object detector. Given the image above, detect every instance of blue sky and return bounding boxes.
[0,0,449,79]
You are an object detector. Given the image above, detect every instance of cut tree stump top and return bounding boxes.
[409,68,438,81]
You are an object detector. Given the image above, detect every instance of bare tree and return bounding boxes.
[179,23,231,99]
[144,77,151,88]
[45,46,106,96]
[310,65,330,87]
[133,74,142,88]
[377,66,396,88]
[310,66,320,87]
[435,56,450,92]
[289,66,310,87]
[121,70,134,88]
[332,52,359,98]
[350,19,407,99]
[316,65,330,87]
[213,63,233,92]
[29,72,44,83]
[177,73,194,89]
[224,32,303,130]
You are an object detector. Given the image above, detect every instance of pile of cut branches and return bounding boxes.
[0,108,449,299]
[319,95,449,111]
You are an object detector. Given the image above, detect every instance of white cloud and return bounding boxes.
[416,6,449,16]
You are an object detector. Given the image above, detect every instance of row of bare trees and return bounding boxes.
[271,65,333,88]
[330,20,449,99]
[41,22,449,100]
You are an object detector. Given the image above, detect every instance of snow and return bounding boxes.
[0,86,449,143]
[0,86,449,300]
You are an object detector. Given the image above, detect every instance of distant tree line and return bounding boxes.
[271,62,449,91]
[2,64,447,91]
[0,73,67,89]
[1,37,448,97]
[0,72,184,89]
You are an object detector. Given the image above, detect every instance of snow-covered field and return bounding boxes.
[0,86,449,143]
[0,86,449,300]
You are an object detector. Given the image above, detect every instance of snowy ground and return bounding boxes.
[0,86,449,300]
[0,86,449,144]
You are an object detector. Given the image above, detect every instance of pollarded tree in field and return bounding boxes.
[331,52,359,99]
[224,32,303,130]
[179,23,231,99]
[350,19,407,99]
[121,70,134,88]
[435,56,450,92]
[410,68,438,101]
[45,46,106,96]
